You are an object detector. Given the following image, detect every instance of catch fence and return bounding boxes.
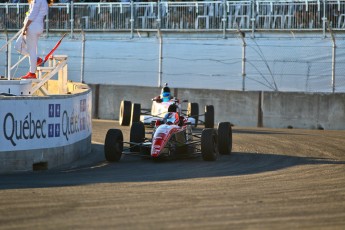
[1,1,345,92]
[1,0,345,35]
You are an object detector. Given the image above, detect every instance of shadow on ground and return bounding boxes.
[0,143,344,190]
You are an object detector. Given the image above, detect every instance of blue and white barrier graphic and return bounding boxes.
[0,93,92,151]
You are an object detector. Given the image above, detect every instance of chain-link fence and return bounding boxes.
[3,31,343,93]
[162,35,345,92]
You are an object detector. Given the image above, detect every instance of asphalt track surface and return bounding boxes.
[1,119,345,229]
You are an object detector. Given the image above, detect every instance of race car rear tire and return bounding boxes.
[119,100,132,126]
[131,103,141,125]
[130,122,145,152]
[204,105,214,129]
[187,102,199,128]
[217,122,232,155]
[201,128,218,161]
[104,129,123,162]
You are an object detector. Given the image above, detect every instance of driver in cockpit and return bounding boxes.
[154,83,173,103]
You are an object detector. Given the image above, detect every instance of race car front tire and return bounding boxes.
[119,100,132,126]
[131,103,141,125]
[130,122,145,152]
[217,122,232,155]
[201,128,218,161]
[187,102,199,128]
[104,129,123,162]
[204,105,214,129]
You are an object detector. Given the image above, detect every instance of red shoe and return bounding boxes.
[37,57,43,66]
[21,72,37,79]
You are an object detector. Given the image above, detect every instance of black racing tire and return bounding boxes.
[168,104,178,112]
[131,103,141,125]
[130,122,145,152]
[119,100,132,126]
[201,128,218,161]
[104,129,123,162]
[204,105,214,129]
[187,102,199,128]
[217,122,232,155]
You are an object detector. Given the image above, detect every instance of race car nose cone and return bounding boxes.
[151,149,160,157]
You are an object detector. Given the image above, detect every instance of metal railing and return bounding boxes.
[1,0,345,35]
[0,29,68,96]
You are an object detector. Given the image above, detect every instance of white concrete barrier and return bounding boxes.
[90,84,345,130]
[262,92,345,130]
[0,81,92,173]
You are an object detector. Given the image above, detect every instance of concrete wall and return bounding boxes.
[0,81,92,174]
[262,92,345,130]
[0,136,91,173]
[89,84,345,130]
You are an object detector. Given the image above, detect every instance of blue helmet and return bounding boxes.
[162,92,171,98]
[161,84,171,101]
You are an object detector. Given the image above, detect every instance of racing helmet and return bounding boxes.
[164,112,180,125]
[161,83,171,100]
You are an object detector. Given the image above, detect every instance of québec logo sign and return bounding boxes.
[2,99,89,147]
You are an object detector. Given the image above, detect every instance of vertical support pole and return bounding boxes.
[130,0,134,39]
[7,32,11,80]
[242,40,246,91]
[58,62,68,94]
[332,41,336,93]
[158,30,163,88]
[81,31,86,83]
[251,0,255,37]
[238,30,246,91]
[327,22,336,93]
[222,0,226,39]
[70,1,74,38]
[322,0,327,37]
[157,0,161,29]
[5,31,8,78]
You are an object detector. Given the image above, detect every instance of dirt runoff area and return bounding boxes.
[0,119,344,230]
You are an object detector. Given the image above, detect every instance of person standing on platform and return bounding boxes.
[15,0,53,79]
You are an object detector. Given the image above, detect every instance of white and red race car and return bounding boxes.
[118,98,215,128]
[105,112,232,162]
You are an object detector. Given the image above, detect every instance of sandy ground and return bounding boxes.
[0,119,344,229]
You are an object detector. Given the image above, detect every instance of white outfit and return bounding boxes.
[15,0,48,73]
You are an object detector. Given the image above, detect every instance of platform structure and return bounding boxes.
[0,30,68,96]
[0,55,68,96]
[0,32,92,174]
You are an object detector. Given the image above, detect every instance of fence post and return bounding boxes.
[6,30,11,80]
[158,30,163,88]
[80,31,86,83]
[332,40,336,93]
[238,30,246,91]
[251,0,255,37]
[157,1,161,29]
[70,1,74,38]
[130,0,134,39]
[5,30,8,78]
[322,0,327,37]
[222,0,226,38]
[327,24,336,93]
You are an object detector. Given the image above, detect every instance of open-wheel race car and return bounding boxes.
[118,84,215,128]
[104,111,232,162]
